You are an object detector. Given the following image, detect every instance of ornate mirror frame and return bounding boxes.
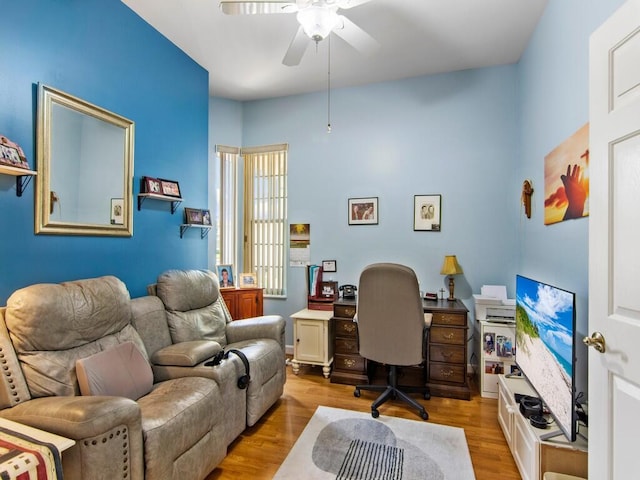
[36,84,134,236]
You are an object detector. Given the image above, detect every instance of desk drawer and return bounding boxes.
[432,312,466,326]
[334,354,365,373]
[335,337,359,355]
[429,344,465,364]
[334,305,357,319]
[429,326,466,345]
[334,319,358,337]
[428,362,466,384]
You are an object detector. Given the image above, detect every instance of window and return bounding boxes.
[215,146,239,267]
[242,144,288,296]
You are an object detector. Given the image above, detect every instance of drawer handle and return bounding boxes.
[342,324,356,334]
[343,359,356,368]
[441,351,453,359]
[441,332,455,340]
[345,308,356,317]
[345,341,356,350]
[440,368,454,378]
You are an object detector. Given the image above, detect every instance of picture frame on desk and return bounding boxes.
[239,273,257,288]
[217,264,235,288]
[414,194,441,231]
[320,281,338,299]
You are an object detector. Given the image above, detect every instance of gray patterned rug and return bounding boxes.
[273,406,475,480]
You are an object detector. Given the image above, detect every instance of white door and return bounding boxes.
[589,0,640,478]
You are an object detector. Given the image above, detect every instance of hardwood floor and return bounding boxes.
[206,364,520,480]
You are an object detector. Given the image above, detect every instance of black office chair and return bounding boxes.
[353,263,430,420]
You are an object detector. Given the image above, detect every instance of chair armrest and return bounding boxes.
[226,315,285,348]
[0,395,140,440]
[151,340,222,367]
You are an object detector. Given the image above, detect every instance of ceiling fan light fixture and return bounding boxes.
[297,6,340,42]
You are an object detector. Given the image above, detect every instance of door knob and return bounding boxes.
[583,331,606,353]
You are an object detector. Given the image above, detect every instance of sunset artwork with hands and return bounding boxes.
[543,123,590,225]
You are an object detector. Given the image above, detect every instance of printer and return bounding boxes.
[473,285,516,323]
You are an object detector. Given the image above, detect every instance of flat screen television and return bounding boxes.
[515,275,577,441]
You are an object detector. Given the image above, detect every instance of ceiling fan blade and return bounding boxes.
[282,26,310,66]
[333,15,379,56]
[220,1,298,15]
[335,0,373,9]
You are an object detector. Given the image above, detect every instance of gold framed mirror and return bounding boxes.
[36,84,134,236]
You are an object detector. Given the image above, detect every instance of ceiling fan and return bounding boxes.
[220,0,379,66]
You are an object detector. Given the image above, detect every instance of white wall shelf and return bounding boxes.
[0,165,36,197]
[180,223,211,239]
[137,193,182,214]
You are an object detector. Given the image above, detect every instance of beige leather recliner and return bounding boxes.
[140,269,286,440]
[0,276,226,480]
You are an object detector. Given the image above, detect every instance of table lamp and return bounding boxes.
[440,255,463,301]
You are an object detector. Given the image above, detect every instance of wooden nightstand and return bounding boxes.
[290,308,334,378]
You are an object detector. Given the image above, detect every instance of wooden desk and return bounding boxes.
[330,297,470,400]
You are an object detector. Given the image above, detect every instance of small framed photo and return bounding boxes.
[0,135,29,169]
[184,207,203,224]
[159,178,181,198]
[110,198,124,225]
[239,273,257,288]
[142,176,162,194]
[202,209,212,226]
[320,281,338,299]
[217,264,234,288]
[322,260,337,273]
[414,194,441,231]
[348,197,378,225]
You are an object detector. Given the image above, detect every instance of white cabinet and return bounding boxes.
[479,320,516,398]
[290,309,334,378]
[497,375,588,480]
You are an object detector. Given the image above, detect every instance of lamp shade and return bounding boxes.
[297,6,340,41]
[440,255,463,275]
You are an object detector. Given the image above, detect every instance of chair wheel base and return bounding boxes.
[354,389,361,398]
[371,409,380,418]
[420,410,429,421]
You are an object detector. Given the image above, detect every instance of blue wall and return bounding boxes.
[516,0,625,397]
[0,0,210,303]
[211,66,521,366]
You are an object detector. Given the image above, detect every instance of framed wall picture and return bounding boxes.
[110,198,124,225]
[322,260,337,272]
[217,264,234,288]
[348,197,378,225]
[239,273,257,288]
[184,207,203,224]
[414,194,441,231]
[142,176,161,194]
[159,178,181,198]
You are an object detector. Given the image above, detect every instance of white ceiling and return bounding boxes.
[122,0,548,101]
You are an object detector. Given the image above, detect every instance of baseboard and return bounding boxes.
[285,344,293,356]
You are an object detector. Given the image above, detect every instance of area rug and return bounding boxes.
[273,406,475,480]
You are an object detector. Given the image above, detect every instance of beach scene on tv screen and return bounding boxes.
[516,276,574,433]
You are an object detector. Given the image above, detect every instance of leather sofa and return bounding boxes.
[139,269,286,444]
[0,271,286,480]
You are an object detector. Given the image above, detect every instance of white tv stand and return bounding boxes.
[497,375,587,480]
